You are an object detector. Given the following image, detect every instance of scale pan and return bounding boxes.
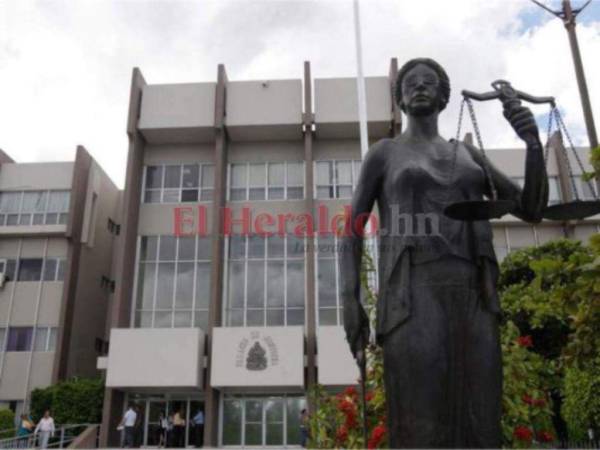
[542,200,600,221]
[444,200,516,221]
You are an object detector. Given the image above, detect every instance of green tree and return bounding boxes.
[30,377,104,424]
[0,409,15,439]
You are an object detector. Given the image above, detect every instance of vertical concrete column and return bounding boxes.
[53,145,93,382]
[203,63,228,448]
[99,68,146,448]
[388,58,402,137]
[303,61,317,394]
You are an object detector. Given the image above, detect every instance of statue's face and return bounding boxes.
[401,63,442,116]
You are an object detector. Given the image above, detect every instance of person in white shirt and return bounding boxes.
[119,404,138,448]
[34,410,55,449]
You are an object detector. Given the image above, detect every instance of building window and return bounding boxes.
[221,396,306,447]
[225,235,305,327]
[135,235,211,330]
[0,190,70,226]
[6,327,33,352]
[17,259,43,281]
[316,234,343,326]
[548,176,561,205]
[143,163,214,204]
[33,327,58,352]
[228,162,305,201]
[315,160,362,199]
[42,258,66,281]
[0,328,5,352]
[572,175,598,200]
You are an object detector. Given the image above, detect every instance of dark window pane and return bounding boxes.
[175,262,194,309]
[267,309,284,326]
[178,236,196,261]
[229,236,245,259]
[286,398,304,445]
[245,400,262,422]
[266,423,283,446]
[249,188,266,200]
[247,235,265,259]
[246,262,265,308]
[230,188,246,201]
[156,263,175,309]
[137,263,156,310]
[245,423,262,446]
[159,236,177,261]
[181,190,198,202]
[287,236,304,257]
[287,261,305,307]
[145,166,163,189]
[268,187,284,199]
[319,308,338,325]
[5,259,17,281]
[43,259,57,281]
[195,262,211,309]
[246,309,264,326]
[144,190,161,203]
[228,262,244,308]
[141,236,158,261]
[287,187,303,199]
[57,259,66,281]
[267,235,284,258]
[316,186,333,199]
[267,262,284,307]
[18,259,43,281]
[222,401,242,446]
[164,166,181,189]
[197,237,211,260]
[287,308,305,325]
[7,327,33,351]
[182,165,199,188]
[318,259,337,307]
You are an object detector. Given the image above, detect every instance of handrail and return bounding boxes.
[0,423,99,449]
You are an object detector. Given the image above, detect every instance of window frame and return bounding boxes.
[141,163,215,204]
[224,235,306,327]
[314,159,362,200]
[133,235,212,329]
[227,161,305,202]
[0,190,70,226]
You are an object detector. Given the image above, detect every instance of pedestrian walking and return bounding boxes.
[191,409,204,447]
[34,410,55,449]
[17,414,34,448]
[119,404,137,448]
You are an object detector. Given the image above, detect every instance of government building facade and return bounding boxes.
[1,59,598,448]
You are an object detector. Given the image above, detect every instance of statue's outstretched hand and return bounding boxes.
[503,102,540,145]
[343,301,370,360]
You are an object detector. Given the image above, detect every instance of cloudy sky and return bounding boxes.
[1,0,599,187]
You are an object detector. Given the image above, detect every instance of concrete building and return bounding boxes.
[98,61,600,448]
[0,146,120,418]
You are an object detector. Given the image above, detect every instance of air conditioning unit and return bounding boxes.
[0,273,6,289]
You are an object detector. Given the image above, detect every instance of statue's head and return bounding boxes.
[395,58,450,116]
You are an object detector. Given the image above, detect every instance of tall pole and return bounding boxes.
[562,0,598,149]
[353,1,371,447]
[531,0,598,149]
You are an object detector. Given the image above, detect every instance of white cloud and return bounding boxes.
[0,0,599,187]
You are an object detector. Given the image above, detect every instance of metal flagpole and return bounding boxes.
[353,0,370,447]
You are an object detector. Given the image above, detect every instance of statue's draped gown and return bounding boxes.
[373,139,503,448]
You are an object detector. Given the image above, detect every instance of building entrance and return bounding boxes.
[126,394,204,448]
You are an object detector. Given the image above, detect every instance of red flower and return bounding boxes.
[368,423,387,449]
[344,386,358,397]
[517,335,533,348]
[365,390,375,402]
[344,409,358,429]
[537,430,554,443]
[338,398,355,414]
[336,425,348,443]
[513,426,533,442]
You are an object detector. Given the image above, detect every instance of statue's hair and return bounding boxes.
[395,58,451,112]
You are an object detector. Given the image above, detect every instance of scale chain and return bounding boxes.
[465,98,498,201]
[553,108,598,201]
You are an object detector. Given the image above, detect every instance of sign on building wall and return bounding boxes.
[317,326,359,386]
[211,327,304,388]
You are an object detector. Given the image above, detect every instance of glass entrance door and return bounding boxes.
[145,401,166,447]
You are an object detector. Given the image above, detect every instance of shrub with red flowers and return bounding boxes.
[307,238,600,448]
